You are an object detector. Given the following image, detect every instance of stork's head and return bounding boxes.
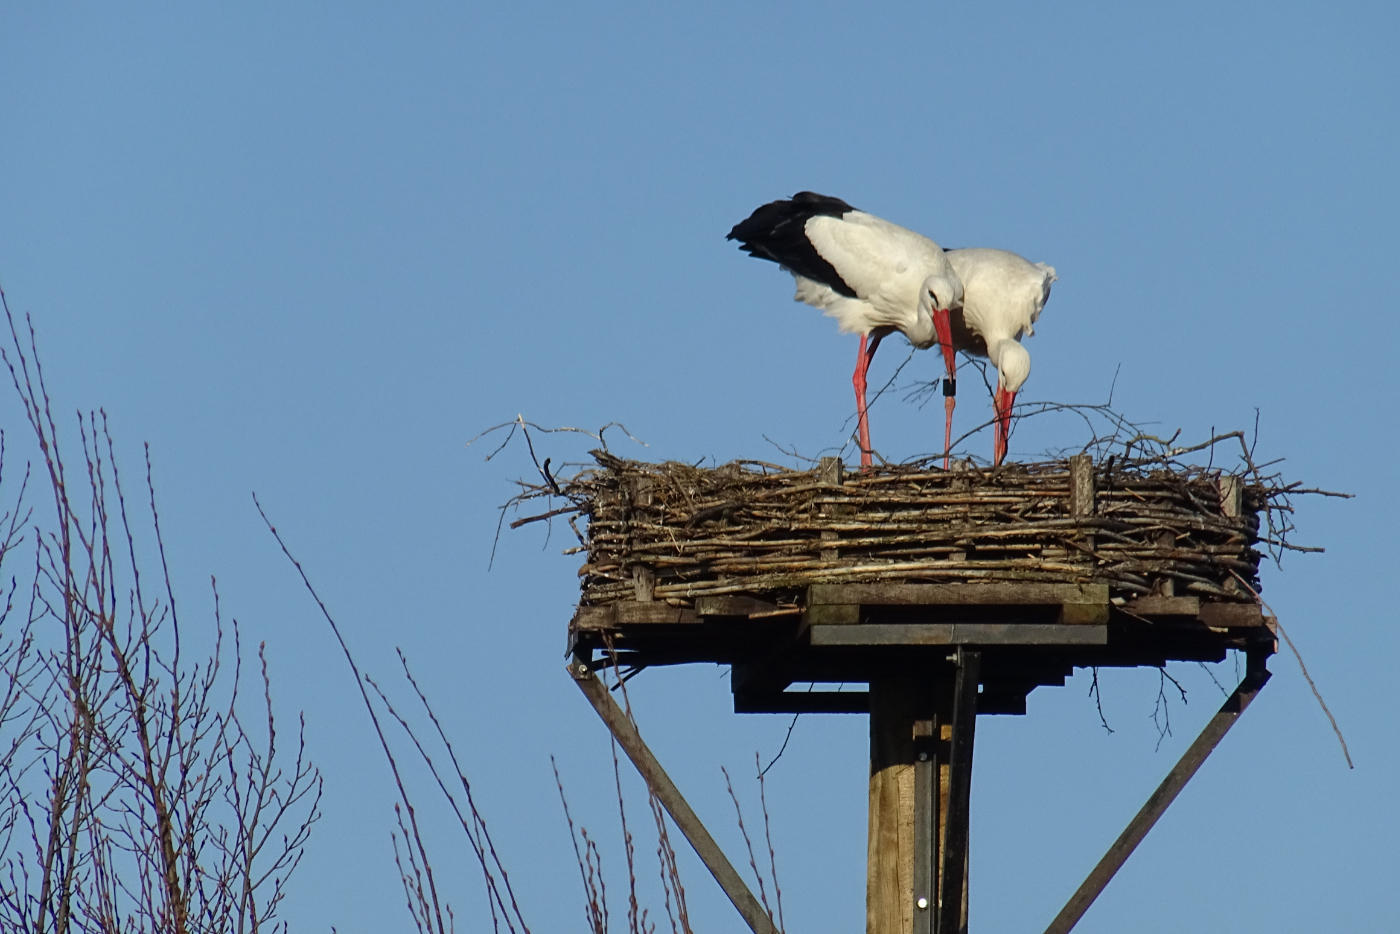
[921,273,963,316]
[990,339,1030,466]
[907,273,964,349]
[993,340,1031,394]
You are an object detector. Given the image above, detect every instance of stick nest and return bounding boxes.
[511,448,1315,608]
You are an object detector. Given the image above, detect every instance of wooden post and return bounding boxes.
[868,677,919,934]
[869,668,972,934]
[1218,475,1242,518]
[1069,454,1095,518]
[1070,454,1096,553]
[819,455,846,486]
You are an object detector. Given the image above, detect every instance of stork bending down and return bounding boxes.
[941,248,1057,465]
[728,192,963,467]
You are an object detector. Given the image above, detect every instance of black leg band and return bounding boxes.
[943,378,956,397]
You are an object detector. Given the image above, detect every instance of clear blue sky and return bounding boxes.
[2,2,1396,931]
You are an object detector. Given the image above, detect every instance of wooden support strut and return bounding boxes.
[567,662,779,934]
[1041,651,1272,934]
[938,648,979,934]
[912,717,937,934]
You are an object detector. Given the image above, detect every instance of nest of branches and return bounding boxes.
[506,426,1335,609]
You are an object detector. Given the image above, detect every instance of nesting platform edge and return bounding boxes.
[567,581,1277,716]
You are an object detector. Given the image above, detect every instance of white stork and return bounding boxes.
[941,248,1057,466]
[727,192,964,468]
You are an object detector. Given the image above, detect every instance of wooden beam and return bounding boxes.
[1041,654,1272,934]
[1197,603,1265,627]
[938,649,979,934]
[868,678,919,934]
[806,603,861,625]
[568,663,778,934]
[696,594,779,617]
[1121,596,1200,617]
[810,582,1109,607]
[811,623,1107,647]
[615,603,699,625]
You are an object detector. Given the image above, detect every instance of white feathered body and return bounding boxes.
[789,211,958,349]
[944,247,1057,392]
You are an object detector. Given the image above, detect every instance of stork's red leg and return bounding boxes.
[932,309,957,469]
[853,333,884,469]
[853,335,871,467]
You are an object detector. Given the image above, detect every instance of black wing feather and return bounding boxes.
[727,191,860,298]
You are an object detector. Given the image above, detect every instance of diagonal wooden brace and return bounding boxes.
[568,662,779,934]
[1042,652,1272,934]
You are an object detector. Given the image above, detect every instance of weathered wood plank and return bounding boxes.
[695,594,777,617]
[806,603,861,625]
[811,623,1108,647]
[1070,454,1096,518]
[1218,475,1242,518]
[819,455,846,486]
[1198,602,1265,627]
[1122,596,1201,617]
[615,603,699,625]
[810,582,1109,607]
[571,605,617,630]
[1058,603,1110,625]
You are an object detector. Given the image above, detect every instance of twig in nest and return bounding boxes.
[468,415,648,458]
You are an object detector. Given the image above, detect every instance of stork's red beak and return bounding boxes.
[931,308,957,377]
[993,386,1016,466]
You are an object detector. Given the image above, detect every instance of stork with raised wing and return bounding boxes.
[727,192,964,468]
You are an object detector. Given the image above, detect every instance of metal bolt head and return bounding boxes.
[917,897,929,910]
[918,751,929,761]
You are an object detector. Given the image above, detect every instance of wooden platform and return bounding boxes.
[569,582,1276,716]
